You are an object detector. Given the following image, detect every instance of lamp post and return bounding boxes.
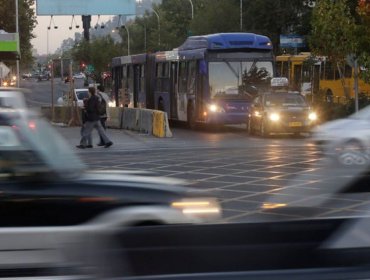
[240,0,243,31]
[189,0,194,19]
[15,0,19,87]
[122,25,130,55]
[151,8,160,49]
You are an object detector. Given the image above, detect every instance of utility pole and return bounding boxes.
[15,0,20,87]
[82,15,91,41]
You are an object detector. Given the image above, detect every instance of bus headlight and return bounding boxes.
[269,113,280,121]
[171,198,221,219]
[208,104,225,113]
[308,112,317,121]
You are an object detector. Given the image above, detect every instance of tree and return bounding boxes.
[71,36,123,83]
[0,0,37,68]
[309,0,357,98]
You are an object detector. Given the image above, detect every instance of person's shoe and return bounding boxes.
[76,145,85,149]
[86,145,93,148]
[97,143,105,146]
[104,142,113,148]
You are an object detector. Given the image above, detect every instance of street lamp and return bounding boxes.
[188,0,194,19]
[150,8,160,48]
[137,0,160,49]
[15,0,19,87]
[240,0,243,31]
[121,25,130,55]
[116,15,130,55]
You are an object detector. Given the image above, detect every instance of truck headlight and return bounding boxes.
[269,113,280,121]
[308,112,317,121]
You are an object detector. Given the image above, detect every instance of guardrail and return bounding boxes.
[41,106,172,138]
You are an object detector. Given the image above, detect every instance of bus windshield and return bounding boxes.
[209,61,273,100]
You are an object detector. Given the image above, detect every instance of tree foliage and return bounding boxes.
[0,0,37,68]
[309,0,357,63]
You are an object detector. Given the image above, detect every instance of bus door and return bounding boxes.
[170,62,178,119]
[133,64,140,107]
[197,60,207,120]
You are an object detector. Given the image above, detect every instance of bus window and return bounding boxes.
[140,65,145,92]
[163,62,170,92]
[209,61,273,100]
[344,64,352,78]
[156,63,162,91]
[324,61,335,80]
[188,61,196,95]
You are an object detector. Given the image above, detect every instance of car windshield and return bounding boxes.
[264,93,307,107]
[209,60,273,101]
[0,112,85,179]
[76,90,89,100]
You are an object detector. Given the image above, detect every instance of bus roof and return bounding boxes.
[178,33,272,51]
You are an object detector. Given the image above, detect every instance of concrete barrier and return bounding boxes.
[152,110,172,138]
[41,105,172,137]
[40,106,82,126]
[106,107,123,129]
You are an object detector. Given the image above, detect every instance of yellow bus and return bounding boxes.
[276,52,370,102]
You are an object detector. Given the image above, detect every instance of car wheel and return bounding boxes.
[337,140,367,166]
[260,120,269,137]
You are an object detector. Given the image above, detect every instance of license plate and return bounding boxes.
[289,122,302,127]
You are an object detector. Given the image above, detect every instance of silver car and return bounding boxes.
[312,105,370,165]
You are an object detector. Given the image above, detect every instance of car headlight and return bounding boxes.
[171,198,221,218]
[208,104,225,113]
[308,112,317,121]
[269,112,280,121]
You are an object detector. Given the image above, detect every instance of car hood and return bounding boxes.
[78,170,198,195]
[314,118,363,133]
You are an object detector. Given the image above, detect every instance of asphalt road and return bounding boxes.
[22,79,370,223]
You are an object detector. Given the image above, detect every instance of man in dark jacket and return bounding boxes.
[76,87,113,148]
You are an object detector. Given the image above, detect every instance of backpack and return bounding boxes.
[98,93,107,116]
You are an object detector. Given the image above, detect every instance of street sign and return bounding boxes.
[0,62,10,78]
[86,64,95,73]
[280,35,306,48]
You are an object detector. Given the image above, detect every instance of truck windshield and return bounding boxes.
[209,61,273,100]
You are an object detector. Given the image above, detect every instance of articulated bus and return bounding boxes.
[276,52,370,102]
[112,33,275,127]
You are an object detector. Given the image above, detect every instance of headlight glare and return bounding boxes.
[269,113,280,121]
[208,104,224,113]
[171,198,221,216]
[308,112,317,121]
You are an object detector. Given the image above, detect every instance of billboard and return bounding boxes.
[36,0,136,16]
[280,35,305,48]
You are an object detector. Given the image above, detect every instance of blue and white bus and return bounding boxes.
[112,33,274,127]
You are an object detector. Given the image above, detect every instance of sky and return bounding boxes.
[32,14,113,56]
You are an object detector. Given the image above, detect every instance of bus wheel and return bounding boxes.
[187,104,196,129]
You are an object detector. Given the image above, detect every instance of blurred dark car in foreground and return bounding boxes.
[0,108,220,278]
[248,88,317,136]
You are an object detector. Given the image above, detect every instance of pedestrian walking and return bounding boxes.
[96,85,110,146]
[79,98,93,148]
[76,87,113,149]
